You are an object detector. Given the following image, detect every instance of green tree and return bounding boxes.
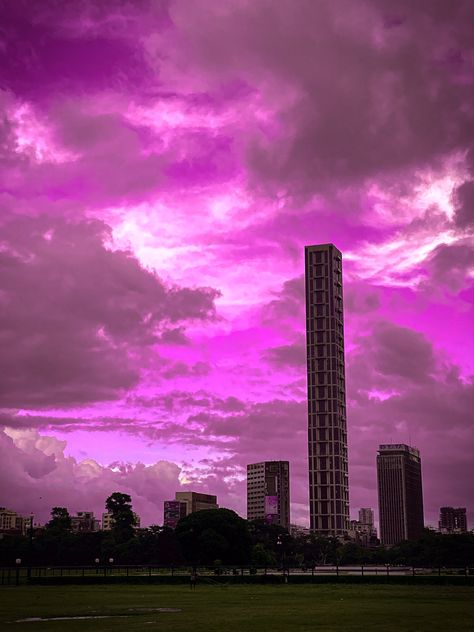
[251,543,277,566]
[105,492,135,543]
[46,507,72,532]
[175,508,251,565]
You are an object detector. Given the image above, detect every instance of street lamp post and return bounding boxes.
[27,514,34,580]
[15,558,21,586]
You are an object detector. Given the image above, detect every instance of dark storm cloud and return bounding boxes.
[0,216,219,407]
[165,0,474,196]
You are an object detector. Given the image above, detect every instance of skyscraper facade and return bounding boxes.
[305,244,349,536]
[247,461,290,529]
[439,507,467,534]
[377,444,424,545]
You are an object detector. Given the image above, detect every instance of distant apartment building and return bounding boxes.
[101,511,141,530]
[439,507,468,534]
[377,444,424,545]
[347,508,378,546]
[163,492,218,528]
[163,500,187,529]
[70,511,100,533]
[290,524,311,537]
[0,508,33,535]
[174,492,218,515]
[305,244,349,536]
[247,461,290,530]
[359,508,374,528]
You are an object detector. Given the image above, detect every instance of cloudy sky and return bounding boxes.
[0,0,473,529]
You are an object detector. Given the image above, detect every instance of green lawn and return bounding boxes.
[0,584,473,631]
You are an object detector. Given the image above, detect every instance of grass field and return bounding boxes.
[1,584,473,631]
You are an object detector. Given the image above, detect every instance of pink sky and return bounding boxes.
[0,0,473,530]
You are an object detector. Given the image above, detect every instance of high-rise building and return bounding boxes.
[377,444,424,545]
[174,492,218,515]
[247,461,290,529]
[359,507,374,528]
[163,500,187,529]
[305,244,349,536]
[439,507,468,534]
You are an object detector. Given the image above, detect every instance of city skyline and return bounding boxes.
[0,1,473,529]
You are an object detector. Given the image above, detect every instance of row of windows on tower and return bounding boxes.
[310,486,350,501]
[307,372,345,388]
[310,470,348,486]
[309,442,348,459]
[307,344,344,363]
[308,427,346,442]
[309,290,342,305]
[308,413,347,428]
[308,400,346,416]
[311,515,346,531]
[307,330,344,345]
[310,457,346,474]
[307,263,342,279]
[307,385,345,400]
[307,249,341,263]
[307,317,344,335]
[311,499,347,515]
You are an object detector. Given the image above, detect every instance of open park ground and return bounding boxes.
[0,584,473,632]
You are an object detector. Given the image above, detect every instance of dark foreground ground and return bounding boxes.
[1,584,473,631]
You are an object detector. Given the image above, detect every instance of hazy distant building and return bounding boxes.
[348,508,377,546]
[377,444,424,545]
[290,524,311,537]
[305,244,349,536]
[0,507,33,535]
[359,508,374,528]
[71,511,100,533]
[247,461,290,529]
[174,492,218,515]
[439,507,467,534]
[163,500,187,529]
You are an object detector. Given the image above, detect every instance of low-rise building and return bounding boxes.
[0,507,33,535]
[439,507,468,534]
[71,511,100,533]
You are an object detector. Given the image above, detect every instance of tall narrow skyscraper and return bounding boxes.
[377,444,424,545]
[305,244,349,536]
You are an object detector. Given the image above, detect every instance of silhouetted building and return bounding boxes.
[247,461,290,529]
[439,507,467,534]
[377,444,424,545]
[305,244,349,536]
[71,511,100,533]
[163,500,187,529]
[174,491,218,515]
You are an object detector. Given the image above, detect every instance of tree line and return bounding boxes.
[1,492,473,567]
